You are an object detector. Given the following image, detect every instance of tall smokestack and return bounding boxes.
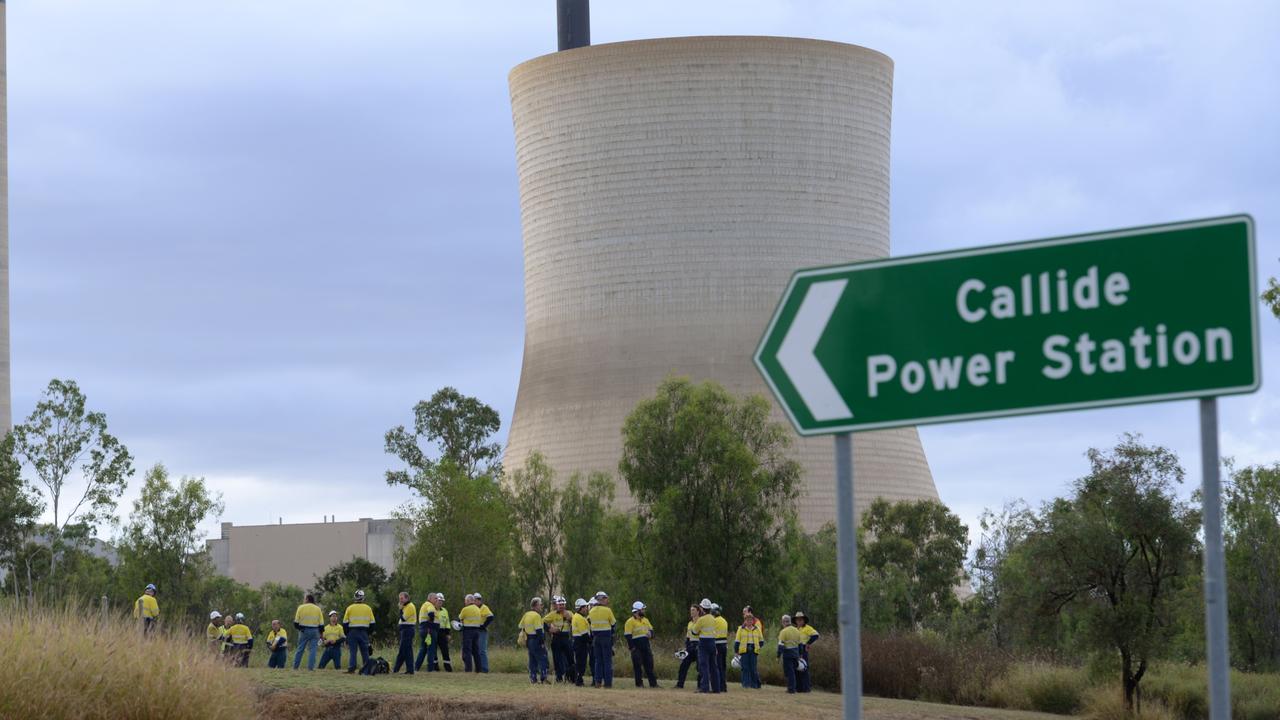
[557,0,589,51]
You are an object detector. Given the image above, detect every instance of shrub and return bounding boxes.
[989,662,1089,715]
[860,631,1009,705]
[1082,686,1177,720]
[0,602,253,720]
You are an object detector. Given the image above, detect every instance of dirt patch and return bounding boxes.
[256,687,645,720]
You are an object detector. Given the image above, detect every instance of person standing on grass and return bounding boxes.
[587,591,617,688]
[221,614,236,656]
[571,598,592,686]
[624,601,659,688]
[134,583,159,635]
[519,597,550,684]
[431,593,453,672]
[343,589,376,675]
[693,599,720,693]
[228,613,254,667]
[458,593,482,672]
[675,604,700,689]
[544,596,574,683]
[207,611,224,652]
[319,611,345,670]
[293,593,324,670]
[267,620,289,669]
[793,611,818,693]
[711,603,729,692]
[393,591,418,675]
[415,592,437,672]
[473,592,495,673]
[734,607,763,689]
[777,614,803,694]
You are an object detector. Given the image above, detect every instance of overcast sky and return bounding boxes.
[11,1,1278,546]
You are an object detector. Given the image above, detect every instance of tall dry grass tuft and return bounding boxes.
[0,601,254,720]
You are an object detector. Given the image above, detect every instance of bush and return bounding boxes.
[989,662,1088,714]
[1082,686,1177,720]
[860,631,1010,705]
[0,602,253,720]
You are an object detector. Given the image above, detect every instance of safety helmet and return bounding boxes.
[451,620,462,631]
[145,583,157,592]
[699,598,713,610]
[473,592,483,600]
[574,598,588,609]
[437,593,446,603]
[210,611,222,620]
[711,603,721,614]
[328,610,339,617]
[731,655,742,670]
[793,611,807,621]
[674,649,689,660]
[553,595,566,605]
[355,589,365,600]
[594,590,608,599]
[235,613,245,621]
[798,658,809,672]
[632,601,646,612]
[588,598,598,607]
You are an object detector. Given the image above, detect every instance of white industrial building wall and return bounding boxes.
[505,37,939,530]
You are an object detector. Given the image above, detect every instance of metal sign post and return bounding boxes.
[833,432,862,720]
[1200,398,1230,720]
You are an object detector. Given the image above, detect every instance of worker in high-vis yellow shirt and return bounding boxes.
[423,592,452,672]
[777,614,804,693]
[415,592,436,672]
[587,591,617,688]
[544,595,574,683]
[220,614,235,656]
[623,601,659,688]
[675,604,700,689]
[693,599,720,693]
[519,597,549,684]
[319,611,345,670]
[393,591,417,675]
[458,593,483,673]
[266,619,289,669]
[293,593,325,670]
[571,598,592,686]
[793,611,819,693]
[711,603,729,693]
[133,583,159,635]
[228,613,254,667]
[207,611,224,652]
[342,589,376,675]
[734,607,763,689]
[474,592,494,673]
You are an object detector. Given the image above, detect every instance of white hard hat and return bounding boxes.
[731,655,742,670]
[451,620,462,631]
[437,593,446,602]
[588,598,598,606]
[595,590,608,599]
[553,595,566,604]
[798,658,809,672]
[473,592,483,600]
[328,610,339,617]
[354,589,365,600]
[711,603,721,613]
[699,598,713,610]
[210,611,222,620]
[674,649,689,660]
[235,613,245,620]
[574,598,588,609]
[632,601,646,612]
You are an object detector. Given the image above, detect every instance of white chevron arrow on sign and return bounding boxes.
[775,279,853,421]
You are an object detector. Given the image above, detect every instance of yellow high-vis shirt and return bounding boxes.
[693,613,718,638]
[519,610,545,635]
[544,610,571,634]
[323,624,346,645]
[206,623,222,643]
[623,616,653,640]
[778,625,804,650]
[420,604,437,624]
[458,604,483,628]
[713,615,729,642]
[435,607,450,628]
[799,624,819,644]
[479,604,494,622]
[228,623,253,646]
[587,605,616,633]
[133,594,159,619]
[343,603,375,628]
[399,602,418,625]
[571,612,590,637]
[735,625,763,654]
[294,602,324,627]
[685,621,697,641]
[267,628,288,650]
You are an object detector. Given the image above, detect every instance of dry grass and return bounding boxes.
[0,602,254,720]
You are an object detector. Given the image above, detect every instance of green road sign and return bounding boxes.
[755,215,1260,435]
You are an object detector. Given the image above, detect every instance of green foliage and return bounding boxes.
[384,386,502,495]
[0,434,41,577]
[619,377,802,622]
[11,379,134,586]
[558,471,617,598]
[255,581,308,638]
[1223,461,1280,670]
[858,498,969,630]
[788,523,838,631]
[313,557,395,641]
[967,501,1036,647]
[1020,434,1201,710]
[113,463,224,625]
[508,451,563,599]
[1262,276,1279,319]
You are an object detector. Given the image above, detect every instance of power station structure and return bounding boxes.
[1,1,11,433]
[503,5,940,530]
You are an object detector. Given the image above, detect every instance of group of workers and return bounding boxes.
[183,583,822,693]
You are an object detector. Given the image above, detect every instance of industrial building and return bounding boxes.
[503,35,941,530]
[206,518,407,590]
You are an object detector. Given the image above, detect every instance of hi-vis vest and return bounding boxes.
[587,605,616,633]
[572,612,590,637]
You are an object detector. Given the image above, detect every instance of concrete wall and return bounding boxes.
[207,519,407,590]
[504,37,939,530]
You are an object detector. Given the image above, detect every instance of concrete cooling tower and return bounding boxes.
[504,36,938,530]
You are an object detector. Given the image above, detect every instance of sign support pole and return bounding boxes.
[1199,397,1231,720]
[833,432,862,720]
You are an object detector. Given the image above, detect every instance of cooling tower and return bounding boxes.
[504,37,938,530]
